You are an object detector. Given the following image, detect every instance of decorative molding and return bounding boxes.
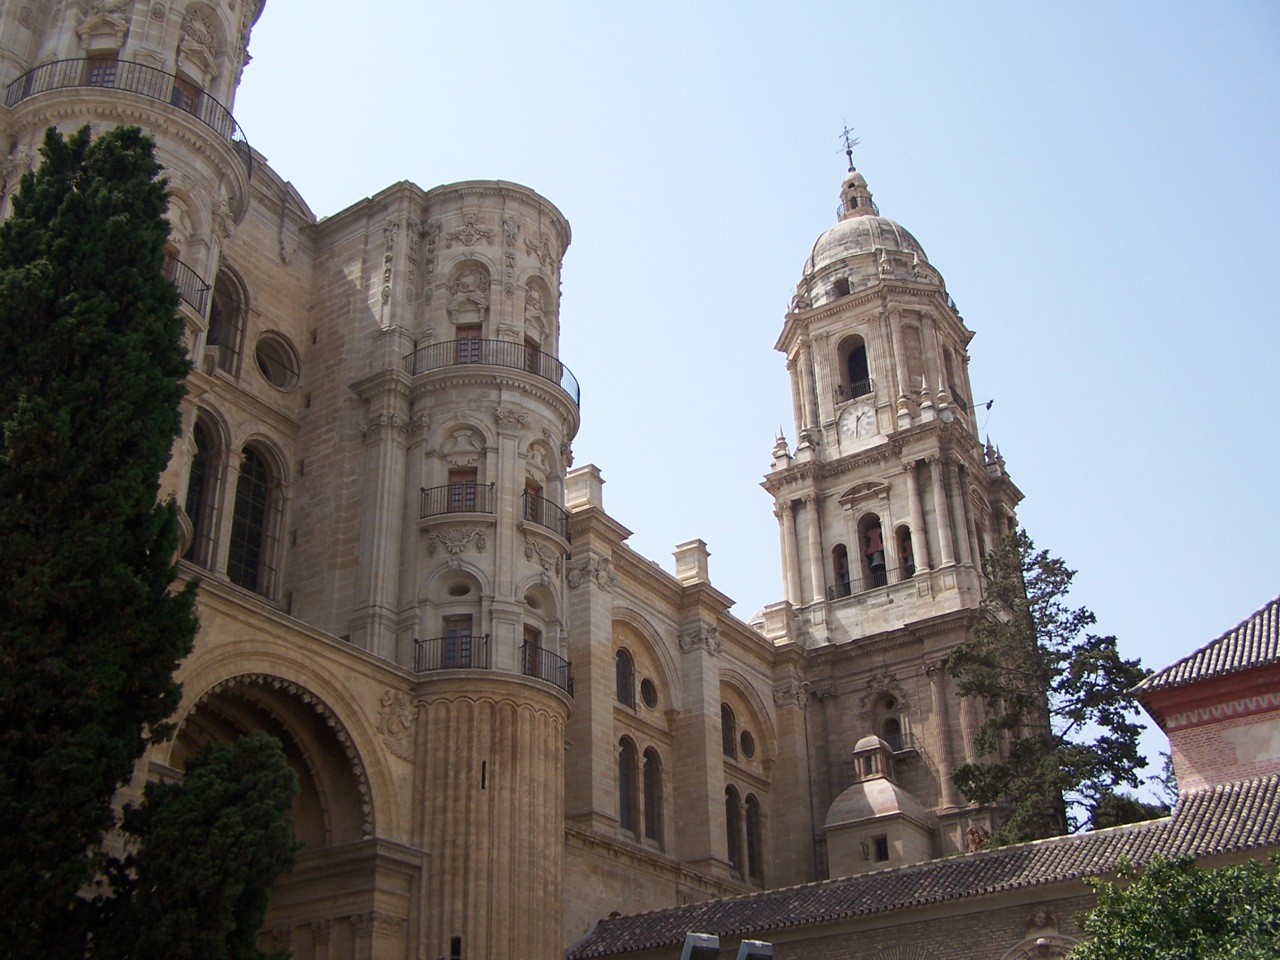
[857,672,910,717]
[360,411,406,443]
[525,232,557,272]
[524,535,562,575]
[195,674,373,838]
[426,528,486,556]
[1164,690,1280,731]
[678,625,722,656]
[350,912,406,939]
[493,405,530,427]
[773,678,809,710]
[445,213,493,248]
[375,689,415,761]
[566,556,618,591]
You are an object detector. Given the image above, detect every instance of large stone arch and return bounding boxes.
[170,671,375,844]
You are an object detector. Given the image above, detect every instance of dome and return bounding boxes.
[824,777,929,829]
[803,214,928,277]
[853,734,892,754]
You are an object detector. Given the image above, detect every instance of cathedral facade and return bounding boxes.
[5,4,1274,960]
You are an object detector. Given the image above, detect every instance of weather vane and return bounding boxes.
[840,125,859,171]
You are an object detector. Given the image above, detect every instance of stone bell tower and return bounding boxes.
[763,155,1024,860]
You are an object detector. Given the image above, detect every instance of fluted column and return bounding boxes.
[926,660,961,808]
[888,306,910,400]
[928,456,956,566]
[776,500,802,605]
[945,459,972,566]
[803,494,825,603]
[797,339,817,435]
[904,459,930,573]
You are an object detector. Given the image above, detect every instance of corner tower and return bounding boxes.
[765,157,1023,862]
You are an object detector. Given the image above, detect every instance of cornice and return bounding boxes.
[421,180,571,249]
[407,369,580,433]
[9,92,251,218]
[350,367,414,403]
[566,504,634,549]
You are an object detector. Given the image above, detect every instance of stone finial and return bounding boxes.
[565,464,604,511]
[673,539,710,585]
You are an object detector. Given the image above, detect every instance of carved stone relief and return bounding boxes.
[445,213,493,248]
[426,529,486,556]
[524,536,561,575]
[678,626,722,656]
[442,427,483,467]
[375,689,415,761]
[447,267,489,325]
[566,556,617,591]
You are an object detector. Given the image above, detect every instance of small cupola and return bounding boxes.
[839,167,878,220]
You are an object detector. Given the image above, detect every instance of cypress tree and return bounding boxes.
[0,124,198,957]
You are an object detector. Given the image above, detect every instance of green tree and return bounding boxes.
[1070,855,1280,959]
[0,124,198,957]
[1087,789,1168,831]
[94,733,300,960]
[945,529,1149,844]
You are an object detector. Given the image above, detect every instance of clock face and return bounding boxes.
[840,402,877,439]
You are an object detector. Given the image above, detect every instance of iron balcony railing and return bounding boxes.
[420,482,496,519]
[522,491,570,541]
[413,634,490,673]
[164,255,210,317]
[402,338,580,407]
[828,564,917,600]
[882,731,920,754]
[5,59,252,178]
[521,642,573,695]
[835,378,874,402]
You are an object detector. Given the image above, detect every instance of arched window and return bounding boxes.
[183,416,219,567]
[207,267,246,375]
[859,514,887,588]
[832,543,851,598]
[896,525,915,579]
[837,335,872,400]
[745,794,763,883]
[618,738,638,835]
[943,346,968,413]
[721,703,738,759]
[642,748,662,844]
[227,446,278,596]
[725,786,742,871]
[615,649,635,707]
[882,716,902,752]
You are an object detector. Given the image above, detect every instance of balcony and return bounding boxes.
[835,377,875,403]
[521,642,573,695]
[829,565,916,600]
[420,482,496,520]
[522,490,570,541]
[402,338,580,407]
[413,634,490,673]
[163,255,210,317]
[5,59,252,178]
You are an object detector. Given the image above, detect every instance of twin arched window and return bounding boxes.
[618,738,663,844]
[725,786,763,883]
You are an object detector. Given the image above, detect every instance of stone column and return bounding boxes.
[797,339,817,434]
[353,405,410,659]
[776,501,802,605]
[928,456,956,566]
[803,494,825,603]
[946,459,972,566]
[925,660,961,808]
[905,459,930,573]
[888,307,910,401]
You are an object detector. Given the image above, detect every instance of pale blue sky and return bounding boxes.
[232,1,1280,781]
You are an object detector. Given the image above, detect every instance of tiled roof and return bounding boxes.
[1136,595,1280,693]
[567,775,1280,958]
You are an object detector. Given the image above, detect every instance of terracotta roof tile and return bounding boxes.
[1136,595,1280,693]
[566,775,1280,958]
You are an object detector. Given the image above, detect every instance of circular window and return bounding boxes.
[254,333,300,390]
[640,678,658,709]
[883,696,896,710]
[446,583,471,597]
[740,730,756,759]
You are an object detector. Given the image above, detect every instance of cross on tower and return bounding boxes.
[840,125,860,171]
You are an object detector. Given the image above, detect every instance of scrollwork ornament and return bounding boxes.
[566,556,617,591]
[427,528,487,556]
[772,678,809,710]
